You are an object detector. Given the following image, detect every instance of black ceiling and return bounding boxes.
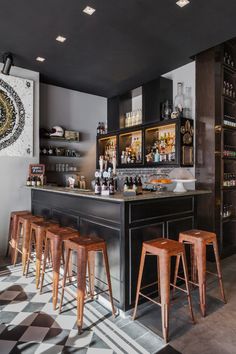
[1,0,236,97]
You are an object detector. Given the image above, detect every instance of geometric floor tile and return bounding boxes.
[0,261,164,354]
[19,326,49,343]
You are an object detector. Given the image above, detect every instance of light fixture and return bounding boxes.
[1,52,13,75]
[176,0,190,7]
[36,57,45,62]
[56,35,66,43]
[83,6,96,15]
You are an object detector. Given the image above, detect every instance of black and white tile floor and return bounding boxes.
[0,261,165,354]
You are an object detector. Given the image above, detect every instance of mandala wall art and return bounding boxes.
[0,74,33,156]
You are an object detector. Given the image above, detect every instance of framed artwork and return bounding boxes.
[0,74,34,156]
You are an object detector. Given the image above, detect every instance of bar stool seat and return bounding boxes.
[175,229,226,317]
[8,210,31,262]
[25,220,60,288]
[59,235,116,333]
[133,238,194,343]
[40,227,80,310]
[14,214,44,274]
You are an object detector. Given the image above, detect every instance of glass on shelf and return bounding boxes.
[145,123,176,164]
[124,109,142,128]
[98,135,117,166]
[119,130,142,165]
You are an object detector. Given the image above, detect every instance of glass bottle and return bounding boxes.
[174,82,184,117]
[183,87,192,118]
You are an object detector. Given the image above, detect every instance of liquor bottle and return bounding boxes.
[26,176,31,186]
[183,87,192,118]
[137,177,143,194]
[31,176,36,187]
[36,177,41,187]
[124,177,129,192]
[109,178,115,195]
[97,122,101,135]
[95,178,101,195]
[101,178,108,191]
[129,177,133,189]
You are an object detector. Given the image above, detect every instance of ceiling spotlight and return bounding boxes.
[176,0,190,7]
[83,6,96,15]
[1,52,13,75]
[56,35,66,43]
[36,57,45,62]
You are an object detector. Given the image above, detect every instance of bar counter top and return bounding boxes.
[30,185,211,203]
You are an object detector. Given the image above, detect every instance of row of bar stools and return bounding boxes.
[174,229,226,317]
[14,214,44,274]
[59,235,116,333]
[133,238,194,343]
[40,227,80,310]
[25,220,60,288]
[7,210,31,262]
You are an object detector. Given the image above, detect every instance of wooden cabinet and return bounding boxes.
[196,40,236,258]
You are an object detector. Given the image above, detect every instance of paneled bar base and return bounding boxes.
[31,186,210,312]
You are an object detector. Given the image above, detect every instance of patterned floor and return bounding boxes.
[0,260,165,354]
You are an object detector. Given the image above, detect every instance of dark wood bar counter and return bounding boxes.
[31,186,210,312]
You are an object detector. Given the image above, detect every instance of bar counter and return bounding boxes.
[31,186,210,312]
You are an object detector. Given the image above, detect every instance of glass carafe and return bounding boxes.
[174,82,184,117]
[183,87,192,119]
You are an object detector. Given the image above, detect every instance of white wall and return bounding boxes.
[40,84,107,186]
[0,66,40,255]
[163,61,196,185]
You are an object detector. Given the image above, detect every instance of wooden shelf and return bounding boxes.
[222,125,236,131]
[222,95,236,104]
[46,170,79,173]
[222,216,236,223]
[223,156,236,160]
[40,137,79,143]
[40,154,80,158]
[223,63,236,74]
[221,186,236,190]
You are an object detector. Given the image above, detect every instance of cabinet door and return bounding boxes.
[128,222,164,306]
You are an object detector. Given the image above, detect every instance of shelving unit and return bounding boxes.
[196,39,236,258]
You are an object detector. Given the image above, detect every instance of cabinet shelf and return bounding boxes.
[223,63,236,74]
[221,186,236,190]
[40,154,80,158]
[40,137,80,143]
[222,216,236,223]
[223,156,236,160]
[222,95,236,105]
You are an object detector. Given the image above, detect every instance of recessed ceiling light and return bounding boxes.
[36,57,45,62]
[83,6,96,15]
[56,35,66,43]
[176,0,190,7]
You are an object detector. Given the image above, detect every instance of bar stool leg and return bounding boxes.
[88,251,95,300]
[22,224,30,275]
[212,240,226,303]
[181,251,195,323]
[40,238,49,294]
[6,217,13,257]
[77,247,87,333]
[132,247,146,321]
[172,254,181,298]
[59,247,71,313]
[51,238,62,310]
[157,256,161,302]
[13,221,21,266]
[35,229,44,289]
[25,225,34,277]
[159,253,170,344]
[196,242,206,317]
[102,246,116,316]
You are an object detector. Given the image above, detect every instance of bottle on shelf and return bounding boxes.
[26,176,32,186]
[183,87,192,119]
[31,176,36,187]
[123,177,129,192]
[36,177,41,187]
[174,82,184,117]
[109,178,115,195]
[97,122,101,135]
[95,178,101,195]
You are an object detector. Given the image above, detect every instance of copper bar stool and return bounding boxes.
[40,227,79,310]
[25,220,60,288]
[174,229,226,317]
[14,214,44,274]
[59,235,116,333]
[133,238,195,343]
[7,210,31,261]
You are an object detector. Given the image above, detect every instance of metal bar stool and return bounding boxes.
[174,229,226,317]
[133,238,195,343]
[14,214,44,274]
[59,235,116,333]
[40,227,79,310]
[7,211,31,261]
[25,220,60,288]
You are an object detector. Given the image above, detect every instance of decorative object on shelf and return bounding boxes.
[169,168,196,193]
[97,122,107,135]
[223,173,236,187]
[27,164,46,186]
[0,74,33,156]
[50,126,64,137]
[161,100,172,120]
[124,109,142,128]
[224,51,235,68]
[64,130,79,141]
[223,80,236,99]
